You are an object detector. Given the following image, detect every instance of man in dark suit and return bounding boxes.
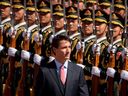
[34,35,89,96]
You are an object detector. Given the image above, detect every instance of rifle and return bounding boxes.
[107,46,116,96]
[91,1,100,96]
[76,0,84,64]
[50,0,55,35]
[91,44,100,96]
[106,1,115,96]
[16,32,29,96]
[63,0,67,35]
[120,50,128,96]
[120,1,128,95]
[3,0,16,95]
[3,33,16,96]
[0,12,3,45]
[16,0,29,95]
[32,34,42,96]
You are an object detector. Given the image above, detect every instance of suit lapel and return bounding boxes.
[65,62,73,95]
[48,61,64,95]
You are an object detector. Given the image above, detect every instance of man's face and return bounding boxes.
[82,21,93,36]
[27,11,37,25]
[115,8,125,17]
[0,5,10,19]
[67,18,78,32]
[112,25,123,38]
[39,12,51,24]
[52,0,60,5]
[14,8,25,21]
[53,15,64,30]
[54,40,71,63]
[95,22,108,36]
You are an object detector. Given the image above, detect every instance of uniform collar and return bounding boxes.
[113,39,122,45]
[1,18,11,24]
[96,36,107,44]
[84,35,96,43]
[14,22,26,30]
[69,32,80,39]
[54,29,66,36]
[41,25,51,32]
[28,24,38,32]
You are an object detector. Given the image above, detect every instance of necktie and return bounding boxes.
[60,65,66,84]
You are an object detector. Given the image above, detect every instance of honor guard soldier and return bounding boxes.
[0,0,11,93]
[80,8,96,95]
[99,0,111,15]
[66,6,81,63]
[7,0,26,95]
[32,3,67,67]
[48,3,67,62]
[109,13,124,96]
[114,0,125,18]
[52,4,66,36]
[79,8,96,95]
[72,0,85,11]
[90,9,109,96]
[19,0,40,95]
[86,0,97,10]
[26,0,39,54]
[38,0,52,58]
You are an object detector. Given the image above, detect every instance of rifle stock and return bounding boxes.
[107,50,115,96]
[120,50,128,96]
[0,29,3,45]
[76,47,83,64]
[16,33,29,96]
[4,34,16,96]
[91,46,100,96]
[32,35,42,96]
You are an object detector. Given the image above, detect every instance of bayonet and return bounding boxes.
[63,0,67,35]
[50,0,55,35]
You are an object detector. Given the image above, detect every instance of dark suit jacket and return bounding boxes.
[35,60,89,96]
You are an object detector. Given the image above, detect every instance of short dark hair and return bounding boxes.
[52,35,71,49]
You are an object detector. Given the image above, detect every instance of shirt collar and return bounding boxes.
[55,59,68,70]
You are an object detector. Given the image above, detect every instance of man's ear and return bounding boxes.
[120,28,123,34]
[52,47,56,55]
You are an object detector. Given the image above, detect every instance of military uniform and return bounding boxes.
[103,12,125,96]
[66,6,81,63]
[25,1,40,95]
[88,10,109,96]
[10,1,27,95]
[37,0,52,58]
[0,0,11,95]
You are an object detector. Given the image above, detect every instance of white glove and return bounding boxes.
[8,47,17,57]
[76,41,81,50]
[91,66,101,77]
[107,44,112,53]
[120,70,128,81]
[48,56,55,63]
[0,45,4,52]
[106,67,116,78]
[21,50,31,61]
[34,54,42,65]
[77,64,85,69]
[111,46,117,53]
[49,35,54,44]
